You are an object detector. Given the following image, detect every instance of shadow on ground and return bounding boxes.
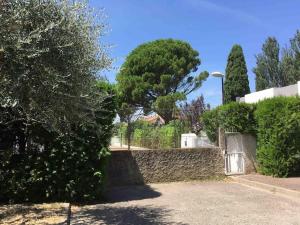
[71,185,186,224]
[103,185,161,203]
[71,205,187,225]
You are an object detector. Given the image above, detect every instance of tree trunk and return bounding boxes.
[127,119,132,151]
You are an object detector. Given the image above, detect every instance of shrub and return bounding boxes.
[202,97,300,177]
[202,102,256,143]
[128,120,186,149]
[158,120,185,148]
[255,97,300,177]
[0,0,115,203]
[218,102,256,134]
[202,109,219,143]
[0,82,117,202]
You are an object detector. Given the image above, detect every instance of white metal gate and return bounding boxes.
[225,152,244,175]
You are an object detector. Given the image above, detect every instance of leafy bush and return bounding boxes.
[158,120,185,148]
[0,82,117,202]
[202,102,256,143]
[202,97,300,177]
[0,0,116,203]
[218,102,256,134]
[124,120,186,149]
[255,97,300,177]
[202,109,219,143]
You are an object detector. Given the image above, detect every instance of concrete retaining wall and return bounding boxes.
[106,148,224,186]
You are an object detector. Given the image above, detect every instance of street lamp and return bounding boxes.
[211,71,225,105]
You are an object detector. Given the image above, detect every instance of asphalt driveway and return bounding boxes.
[71,180,300,225]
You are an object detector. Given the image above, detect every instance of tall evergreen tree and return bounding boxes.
[253,33,300,91]
[224,45,250,103]
[285,30,300,82]
[253,37,283,91]
[280,48,298,85]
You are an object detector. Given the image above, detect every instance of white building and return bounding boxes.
[238,81,300,104]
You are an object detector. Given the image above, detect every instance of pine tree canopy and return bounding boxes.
[117,39,208,123]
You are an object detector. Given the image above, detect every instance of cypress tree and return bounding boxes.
[224,45,250,103]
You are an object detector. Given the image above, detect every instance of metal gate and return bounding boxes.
[225,152,244,175]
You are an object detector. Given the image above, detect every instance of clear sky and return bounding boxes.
[89,0,300,107]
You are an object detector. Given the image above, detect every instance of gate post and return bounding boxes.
[218,127,226,153]
[218,127,228,174]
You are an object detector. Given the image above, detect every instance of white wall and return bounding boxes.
[241,81,300,104]
[244,88,275,103]
[274,83,298,96]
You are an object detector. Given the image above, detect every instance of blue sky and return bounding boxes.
[90,0,300,107]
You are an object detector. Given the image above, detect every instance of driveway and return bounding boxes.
[71,180,300,225]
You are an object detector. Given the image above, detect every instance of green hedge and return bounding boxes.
[255,97,300,177]
[202,97,300,177]
[202,102,256,143]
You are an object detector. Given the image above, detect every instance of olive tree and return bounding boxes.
[0,0,116,202]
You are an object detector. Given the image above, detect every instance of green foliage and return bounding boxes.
[0,0,116,202]
[285,30,300,82]
[255,97,300,177]
[179,95,210,135]
[153,93,186,123]
[117,39,208,122]
[202,102,256,143]
[253,37,283,91]
[0,0,111,133]
[0,80,117,203]
[202,109,219,143]
[0,138,111,203]
[254,32,300,91]
[158,120,186,148]
[124,120,187,149]
[202,97,300,177]
[224,45,250,103]
[218,102,256,134]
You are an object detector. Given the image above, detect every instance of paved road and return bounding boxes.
[240,174,300,192]
[71,181,300,225]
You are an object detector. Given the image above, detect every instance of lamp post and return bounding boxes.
[211,71,225,105]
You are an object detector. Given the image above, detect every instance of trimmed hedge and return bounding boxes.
[202,97,300,177]
[202,102,256,143]
[255,97,300,177]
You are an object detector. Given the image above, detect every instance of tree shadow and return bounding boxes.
[71,205,187,225]
[103,185,161,203]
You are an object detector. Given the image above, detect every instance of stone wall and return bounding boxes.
[106,148,224,186]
